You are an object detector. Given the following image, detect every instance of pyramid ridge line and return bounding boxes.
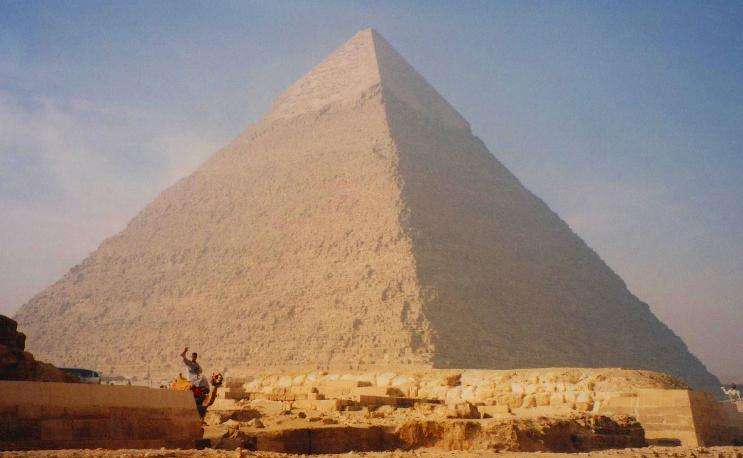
[262,29,470,132]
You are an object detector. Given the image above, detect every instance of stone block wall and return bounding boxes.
[596,388,743,446]
[220,367,686,407]
[0,381,202,450]
[688,391,743,446]
[215,367,742,447]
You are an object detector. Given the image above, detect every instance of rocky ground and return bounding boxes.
[3,446,743,457]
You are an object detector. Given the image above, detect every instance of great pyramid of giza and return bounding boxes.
[15,29,720,392]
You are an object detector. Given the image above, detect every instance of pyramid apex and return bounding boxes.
[265,28,469,131]
[358,27,379,36]
[264,28,382,122]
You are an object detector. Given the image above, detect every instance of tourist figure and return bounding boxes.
[180,346,202,383]
[179,346,212,415]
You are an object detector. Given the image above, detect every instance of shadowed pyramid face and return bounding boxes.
[15,29,719,393]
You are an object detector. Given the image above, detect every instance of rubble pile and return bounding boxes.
[197,368,666,452]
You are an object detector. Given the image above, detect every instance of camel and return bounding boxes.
[171,372,224,417]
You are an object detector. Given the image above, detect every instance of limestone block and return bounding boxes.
[493,383,511,393]
[636,388,691,407]
[376,372,396,386]
[496,373,515,383]
[210,398,238,411]
[396,383,418,398]
[549,393,565,406]
[479,405,511,417]
[461,371,489,387]
[316,386,348,398]
[351,373,375,386]
[522,395,536,408]
[293,399,343,412]
[391,375,416,387]
[475,386,495,402]
[323,379,371,389]
[277,375,293,388]
[244,380,262,392]
[351,386,402,397]
[575,401,594,412]
[40,418,74,441]
[288,385,318,395]
[224,377,247,389]
[445,386,463,404]
[369,404,396,418]
[17,404,65,420]
[250,399,288,416]
[511,383,525,394]
[495,393,524,409]
[261,375,278,386]
[543,372,558,383]
[598,393,638,415]
[535,393,551,407]
[415,386,429,397]
[446,401,480,419]
[357,395,409,407]
[430,386,448,400]
[444,373,462,387]
[417,385,438,400]
[224,389,247,400]
[204,411,226,426]
[461,386,476,402]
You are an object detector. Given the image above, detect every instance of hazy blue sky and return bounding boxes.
[1,1,741,381]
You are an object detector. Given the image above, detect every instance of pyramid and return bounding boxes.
[15,29,719,392]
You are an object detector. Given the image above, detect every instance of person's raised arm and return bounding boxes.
[180,346,189,364]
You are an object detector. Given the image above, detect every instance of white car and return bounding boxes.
[60,368,101,384]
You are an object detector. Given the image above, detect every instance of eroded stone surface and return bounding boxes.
[14,29,719,395]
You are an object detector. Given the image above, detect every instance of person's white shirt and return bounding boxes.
[181,355,202,384]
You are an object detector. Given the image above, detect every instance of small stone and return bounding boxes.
[447,401,480,419]
[247,418,264,428]
[444,373,462,387]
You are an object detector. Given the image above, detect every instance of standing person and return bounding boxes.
[179,346,210,416]
[180,346,202,383]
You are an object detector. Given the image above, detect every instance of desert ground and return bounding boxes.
[4,446,743,457]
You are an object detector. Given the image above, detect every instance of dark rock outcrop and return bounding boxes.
[0,314,77,382]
